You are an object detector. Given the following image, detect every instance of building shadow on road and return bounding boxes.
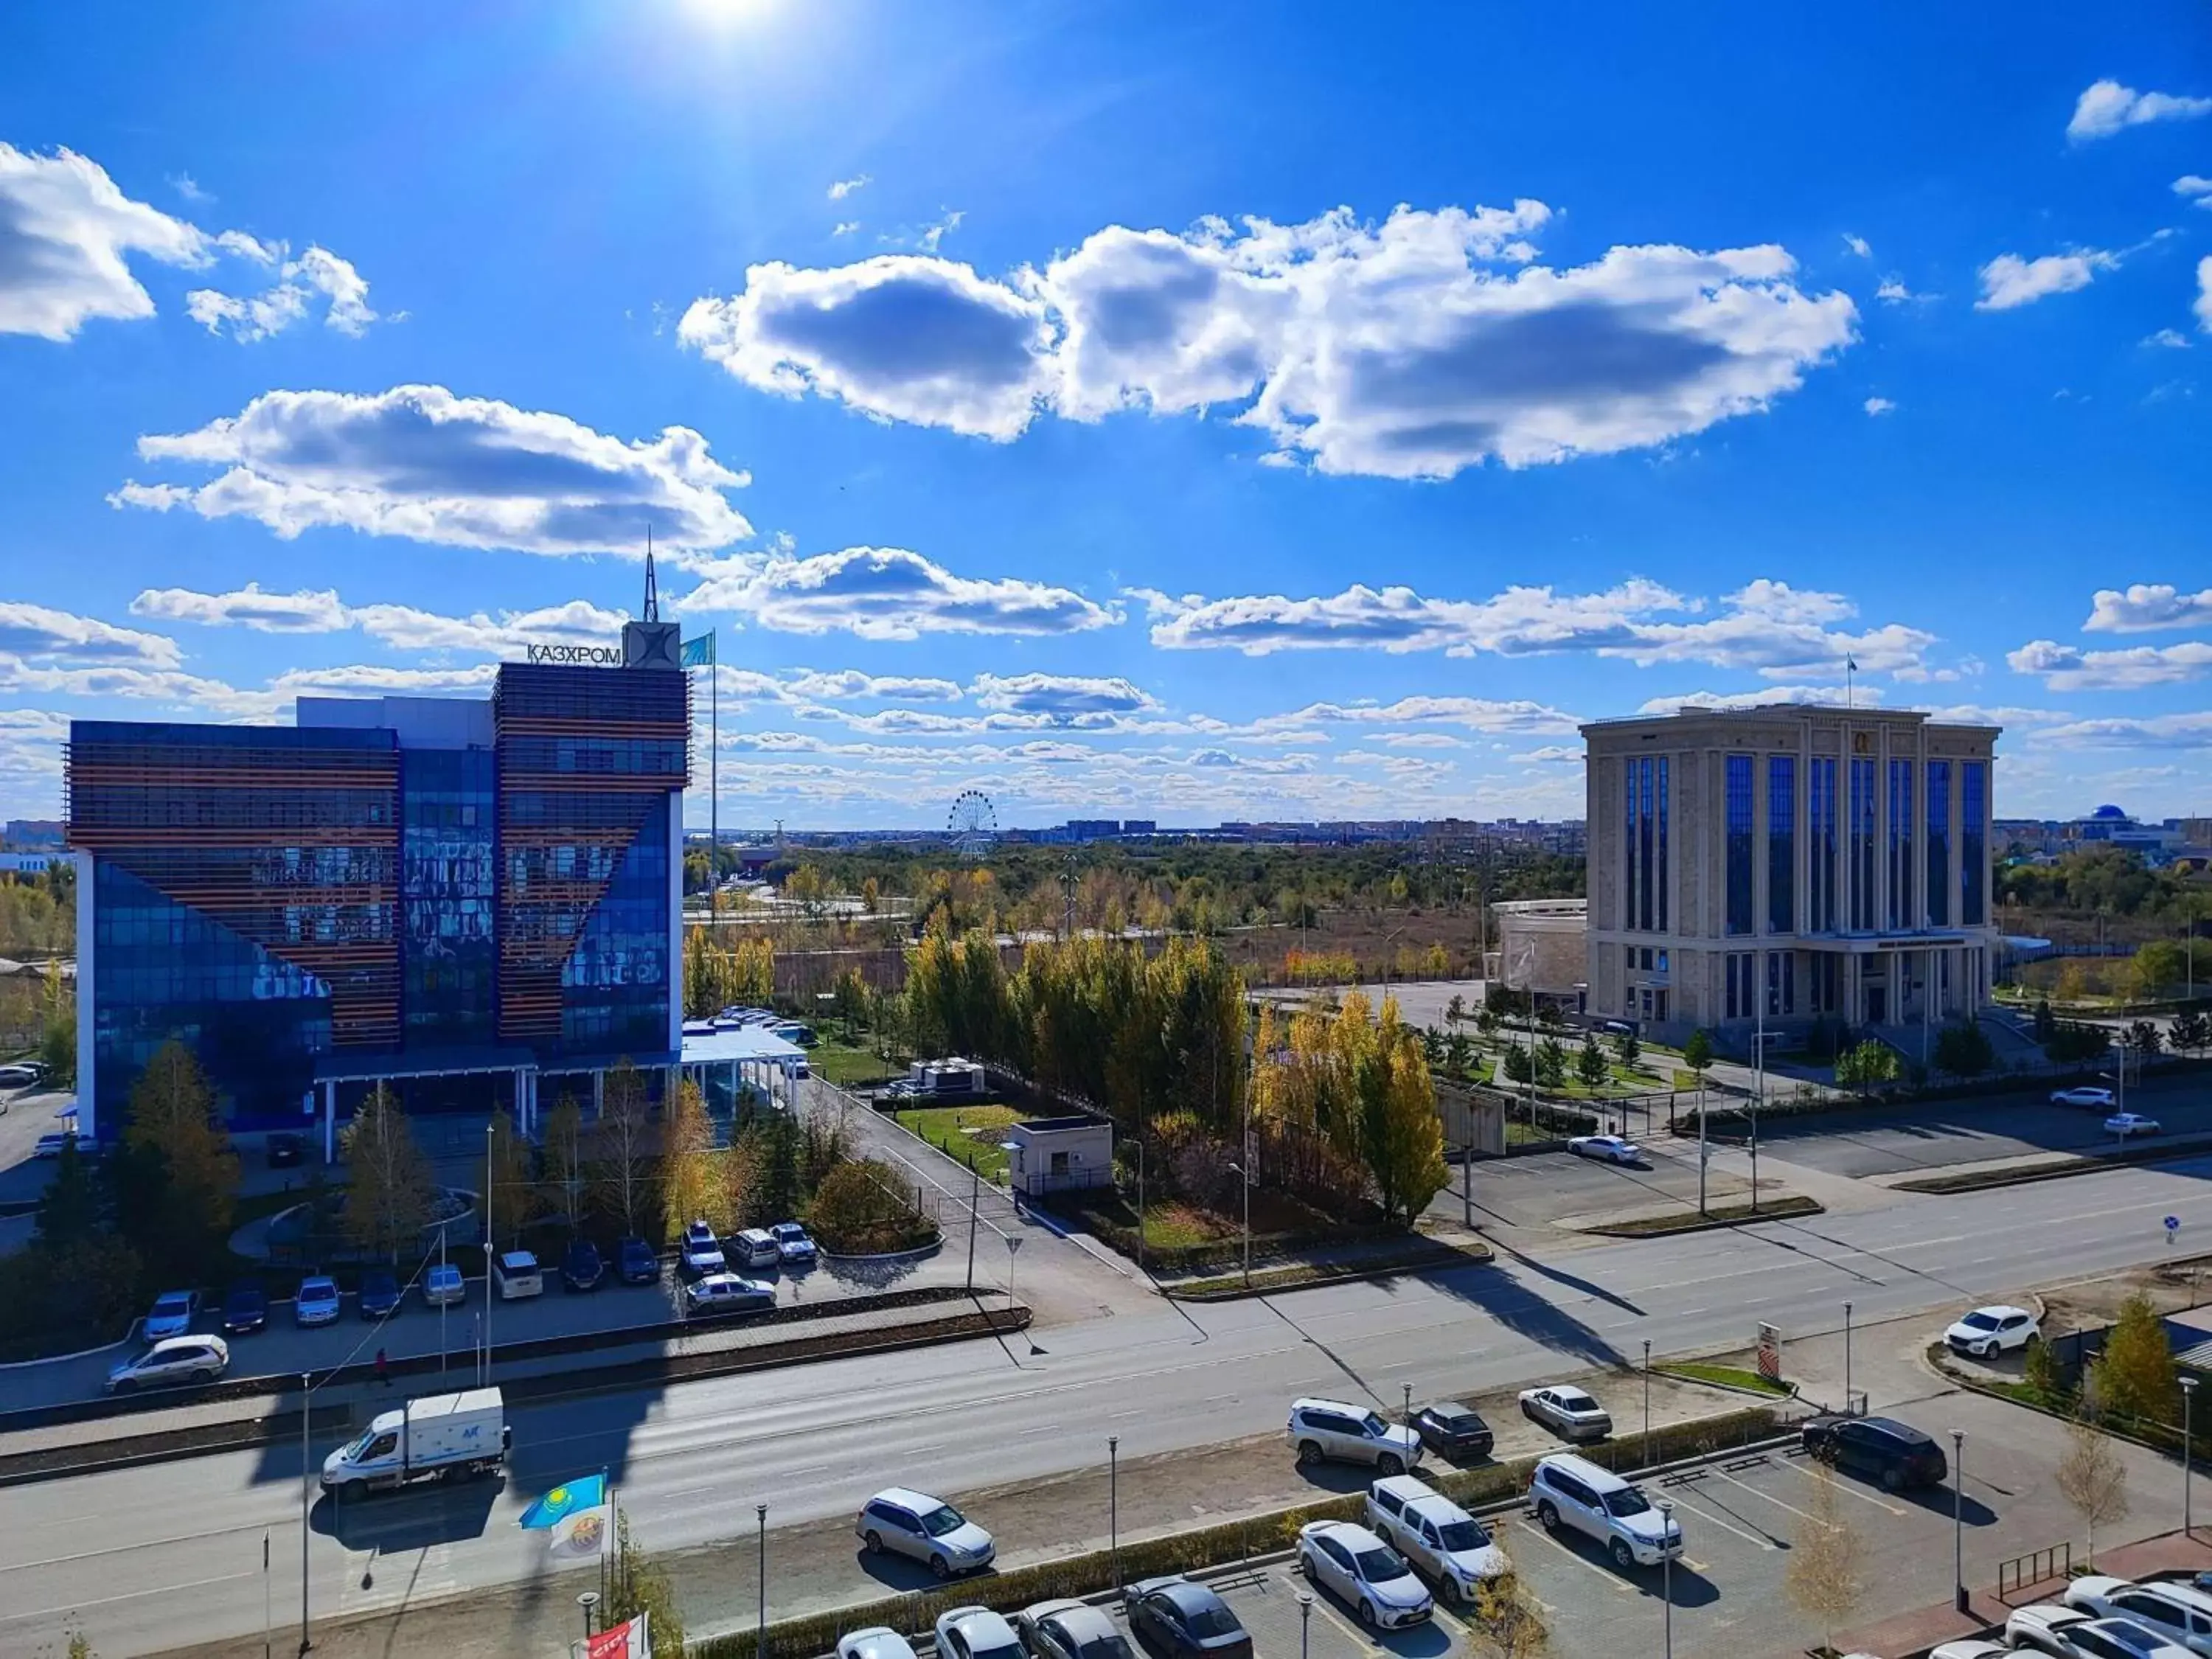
[1408,1237,1635,1371]
[313,1475,503,1554]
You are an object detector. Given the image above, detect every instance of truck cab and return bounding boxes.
[321,1387,508,1498]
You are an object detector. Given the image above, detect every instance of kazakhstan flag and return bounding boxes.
[519,1474,607,1530]
[680,632,715,669]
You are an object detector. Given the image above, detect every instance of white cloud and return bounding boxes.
[1863,396,1896,416]
[185,244,378,341]
[0,602,181,667]
[1875,276,1930,305]
[1637,684,1868,714]
[168,173,209,204]
[131,582,348,633]
[1259,695,1582,737]
[0,144,212,339]
[2068,80,2212,142]
[2197,256,2212,335]
[678,256,1054,439]
[2043,711,2212,748]
[1843,234,1872,259]
[111,384,754,556]
[2143,327,2192,349]
[1379,732,1464,749]
[129,581,651,658]
[969,672,1162,723]
[1511,745,1584,765]
[2086,583,2212,633]
[1975,250,2117,311]
[2008,638,2212,691]
[827,174,872,201]
[832,221,860,237]
[270,662,500,703]
[782,668,963,703]
[682,201,1857,477]
[2177,176,2212,207]
[676,546,1120,639]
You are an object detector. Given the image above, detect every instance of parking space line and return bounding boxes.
[1300,1576,1383,1654]
[1705,1464,1828,1526]
[1658,1488,1782,1551]
[1770,1456,1909,1516]
[1514,1517,1638,1595]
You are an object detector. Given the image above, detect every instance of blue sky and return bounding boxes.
[2,0,2209,830]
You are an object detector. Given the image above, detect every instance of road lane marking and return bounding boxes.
[0,1568,262,1623]
[1514,1517,1637,1594]
[1298,1574,1383,1653]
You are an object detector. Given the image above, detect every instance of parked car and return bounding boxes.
[2107,1113,2163,1138]
[769,1221,818,1265]
[1928,1644,2011,1659]
[731,1227,782,1269]
[1298,1520,1433,1630]
[1365,1474,1507,1601]
[294,1276,342,1326]
[834,1631,919,1659]
[105,1334,229,1394]
[2007,1604,2096,1655]
[220,1279,268,1335]
[265,1132,305,1168]
[1286,1397,1423,1473]
[855,1487,995,1578]
[1567,1135,1643,1166]
[682,1273,776,1319]
[34,1130,80,1158]
[1801,1413,1949,1490]
[934,1608,1023,1659]
[617,1237,660,1285]
[2064,1577,2212,1653]
[0,1061,46,1089]
[2053,1621,2197,1659]
[1519,1385,1613,1441]
[493,1250,543,1299]
[562,1239,605,1292]
[143,1290,198,1339]
[358,1269,402,1321]
[1529,1453,1683,1570]
[1411,1400,1494,1461]
[2053,1086,2117,1110]
[1122,1576,1252,1659]
[681,1221,726,1278]
[1012,1599,1135,1659]
[422,1263,466,1307]
[1945,1304,2040,1357]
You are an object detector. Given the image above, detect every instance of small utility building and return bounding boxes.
[1003,1116,1113,1198]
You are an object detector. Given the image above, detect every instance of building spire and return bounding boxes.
[643,526,661,622]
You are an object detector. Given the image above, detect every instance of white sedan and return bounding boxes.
[1567,1135,1643,1166]
[1519,1385,1613,1440]
[2106,1113,2163,1138]
[1298,1520,1433,1630]
[1945,1305,2041,1358]
[2053,1086,2116,1110]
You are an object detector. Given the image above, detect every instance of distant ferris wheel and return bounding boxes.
[947,789,998,859]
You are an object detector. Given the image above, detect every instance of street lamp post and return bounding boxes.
[482,1123,495,1386]
[1951,1429,1967,1615]
[1657,1498,1675,1659]
[965,1161,980,1292]
[1108,1436,1120,1587]
[1643,1339,1652,1444]
[1402,1382,1413,1436]
[2185,1376,2199,1538]
[1135,1138,1147,1279]
[1226,1161,1251,1288]
[1297,1592,1313,1659]
[577,1591,599,1638]
[298,1371,311,1655]
[1844,1301,1854,1413]
[756,1503,768,1659]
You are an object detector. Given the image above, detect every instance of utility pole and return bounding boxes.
[298,1372,311,1655]
[964,1161,979,1292]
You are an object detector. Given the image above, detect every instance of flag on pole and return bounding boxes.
[520,1474,607,1530]
[680,632,715,669]
[585,1612,650,1659]
[1846,655,1858,672]
[546,1501,614,1565]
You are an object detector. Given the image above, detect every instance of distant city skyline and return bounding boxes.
[4,4,2211,829]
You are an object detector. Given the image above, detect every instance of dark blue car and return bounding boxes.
[562,1239,605,1292]
[220,1279,268,1335]
[618,1238,659,1284]
[357,1269,402,1321]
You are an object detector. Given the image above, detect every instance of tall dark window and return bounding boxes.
[1925,759,1951,928]
[1849,757,1877,931]
[1638,757,1655,931]
[1808,757,1837,932]
[1622,756,1667,933]
[1767,755,1795,934]
[1725,754,1754,936]
[1887,758,1914,929]
[1962,760,1987,925]
[1622,757,1638,931]
[1655,757,1669,933]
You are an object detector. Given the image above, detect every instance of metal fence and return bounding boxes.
[1998,1541,2073,1601]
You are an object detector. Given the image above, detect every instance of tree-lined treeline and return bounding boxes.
[1997,844,2208,924]
[681,930,775,1018]
[0,866,74,959]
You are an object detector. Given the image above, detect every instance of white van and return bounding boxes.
[1528,1453,1681,1570]
[731,1228,782,1269]
[320,1387,508,1499]
[493,1250,543,1300]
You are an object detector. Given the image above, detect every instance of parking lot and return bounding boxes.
[1110,1384,2191,1659]
[1438,1141,1753,1231]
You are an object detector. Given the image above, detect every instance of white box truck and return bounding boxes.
[321,1386,509,1499]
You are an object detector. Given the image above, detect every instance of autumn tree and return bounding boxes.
[603,1508,684,1657]
[1785,1464,1867,1653]
[2098,1292,2180,1426]
[123,1039,239,1256]
[2057,1407,2129,1568]
[1359,999,1448,1225]
[484,1108,536,1248]
[658,1079,727,1237]
[586,1061,658,1240]
[757,1108,801,1224]
[341,1086,437,1261]
[540,1091,587,1228]
[1467,1548,1549,1658]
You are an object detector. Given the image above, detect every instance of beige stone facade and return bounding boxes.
[1581,706,2000,1044]
[1489,897,1589,998]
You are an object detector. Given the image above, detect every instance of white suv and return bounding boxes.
[1365,1475,1508,1602]
[2064,1576,2212,1654]
[1528,1453,1682,1570]
[1287,1398,1422,1474]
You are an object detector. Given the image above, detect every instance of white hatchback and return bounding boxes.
[2053,1086,2116,1109]
[1944,1304,2040,1357]
[1297,1520,1433,1630]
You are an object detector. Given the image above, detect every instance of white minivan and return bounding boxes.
[493,1250,543,1300]
[1528,1453,1682,1570]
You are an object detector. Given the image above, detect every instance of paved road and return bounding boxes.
[19,1147,2212,1656]
[1431,1142,1753,1231]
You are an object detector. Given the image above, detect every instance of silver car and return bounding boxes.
[1365,1475,1508,1602]
[1520,1384,1612,1440]
[1012,1601,1136,1659]
[1298,1520,1433,1630]
[934,1607,1023,1659]
[855,1486,995,1579]
[1286,1397,1423,1473]
[106,1334,230,1394]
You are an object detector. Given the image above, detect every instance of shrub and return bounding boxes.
[807,1158,936,1254]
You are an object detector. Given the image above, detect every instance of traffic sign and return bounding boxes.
[2168,1216,2182,1234]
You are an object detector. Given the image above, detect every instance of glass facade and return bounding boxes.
[1848,757,1876,931]
[401,748,495,1046]
[1767,755,1795,934]
[1621,756,1668,932]
[563,805,672,1054]
[1962,760,1987,925]
[1808,757,1837,932]
[1725,754,1754,936]
[1925,759,1951,928]
[1886,758,1914,930]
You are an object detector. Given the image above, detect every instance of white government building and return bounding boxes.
[1580,705,2000,1048]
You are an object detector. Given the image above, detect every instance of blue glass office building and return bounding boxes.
[67,639,688,1148]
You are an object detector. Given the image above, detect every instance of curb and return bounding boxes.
[1162,1246,1495,1302]
[0,1323,138,1371]
[821,1237,945,1266]
[1891,1132,2212,1196]
[1582,1197,1825,1238]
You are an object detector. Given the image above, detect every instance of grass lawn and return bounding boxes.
[1660,1360,1792,1397]
[892,1103,1033,1181]
[813,1037,902,1088]
[1048,1185,1341,1251]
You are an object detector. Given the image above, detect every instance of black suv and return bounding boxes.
[562,1239,605,1292]
[617,1237,660,1285]
[1801,1414,1949,1490]
[1413,1401,1495,1461]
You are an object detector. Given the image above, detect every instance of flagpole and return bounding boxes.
[711,635,717,902]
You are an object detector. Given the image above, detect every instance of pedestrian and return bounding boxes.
[374,1346,391,1388]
